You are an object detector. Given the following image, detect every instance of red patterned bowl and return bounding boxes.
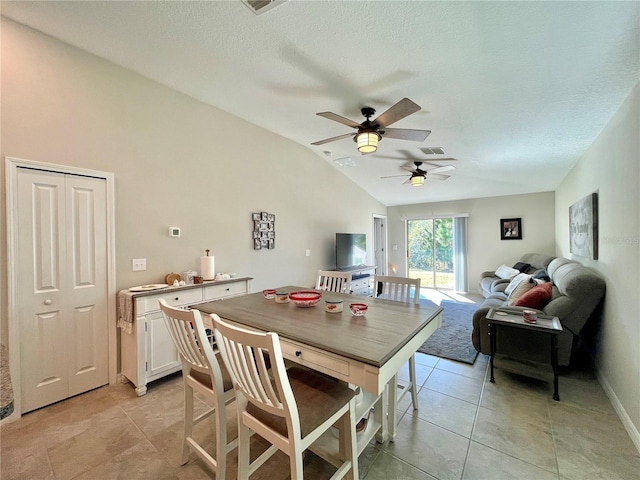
[349,303,368,316]
[288,290,322,307]
[262,289,276,299]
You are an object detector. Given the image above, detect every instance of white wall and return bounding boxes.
[0,19,385,357]
[387,192,556,291]
[555,82,640,448]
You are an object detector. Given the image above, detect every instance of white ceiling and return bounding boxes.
[2,1,639,206]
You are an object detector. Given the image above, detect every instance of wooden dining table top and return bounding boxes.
[195,286,442,368]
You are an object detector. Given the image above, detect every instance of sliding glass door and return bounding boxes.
[407,218,454,289]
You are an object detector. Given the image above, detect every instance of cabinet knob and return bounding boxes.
[226,288,230,291]
[44,299,52,305]
[295,351,302,357]
[175,297,179,301]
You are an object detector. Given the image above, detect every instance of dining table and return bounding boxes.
[196,286,442,448]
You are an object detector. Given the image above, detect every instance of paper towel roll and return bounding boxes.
[201,255,215,280]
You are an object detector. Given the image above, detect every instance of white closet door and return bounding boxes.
[17,168,108,412]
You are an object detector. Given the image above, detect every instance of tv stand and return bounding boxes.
[334,265,375,296]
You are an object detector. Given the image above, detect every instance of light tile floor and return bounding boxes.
[2,352,638,480]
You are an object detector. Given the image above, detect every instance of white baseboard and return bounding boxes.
[595,364,640,454]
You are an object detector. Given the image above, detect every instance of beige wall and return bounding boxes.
[387,192,556,291]
[0,19,385,353]
[555,81,640,448]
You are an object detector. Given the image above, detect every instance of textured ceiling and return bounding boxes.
[2,1,639,206]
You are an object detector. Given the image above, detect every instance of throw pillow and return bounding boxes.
[514,282,553,310]
[507,278,535,304]
[512,262,531,273]
[495,264,519,279]
[504,273,531,296]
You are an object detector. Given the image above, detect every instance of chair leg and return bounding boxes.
[237,422,251,480]
[215,399,227,480]
[409,355,419,410]
[182,381,194,465]
[289,446,305,480]
[337,400,358,480]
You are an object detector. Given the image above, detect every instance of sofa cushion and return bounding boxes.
[507,278,535,304]
[495,264,519,279]
[514,282,553,310]
[532,269,551,282]
[504,273,531,296]
[512,262,531,273]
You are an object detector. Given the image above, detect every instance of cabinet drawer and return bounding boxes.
[136,289,203,314]
[280,340,350,377]
[204,282,247,301]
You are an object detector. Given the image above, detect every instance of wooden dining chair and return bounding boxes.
[316,270,353,294]
[212,315,358,480]
[159,300,237,478]
[373,275,421,411]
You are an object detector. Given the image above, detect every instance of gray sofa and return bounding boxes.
[478,253,556,298]
[472,256,606,366]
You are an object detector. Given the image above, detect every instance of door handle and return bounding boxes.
[44,299,52,305]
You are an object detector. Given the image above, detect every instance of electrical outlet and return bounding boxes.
[132,258,146,271]
[305,249,311,257]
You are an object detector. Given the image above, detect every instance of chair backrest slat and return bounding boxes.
[214,315,294,418]
[316,269,353,293]
[374,275,421,304]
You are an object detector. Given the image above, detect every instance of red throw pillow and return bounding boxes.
[514,282,553,310]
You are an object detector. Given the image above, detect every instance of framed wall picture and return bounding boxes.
[500,218,522,240]
[570,192,598,259]
[252,211,276,250]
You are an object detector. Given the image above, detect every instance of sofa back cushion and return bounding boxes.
[514,282,553,310]
[519,253,556,272]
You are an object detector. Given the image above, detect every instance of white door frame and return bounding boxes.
[5,157,117,420]
[372,213,387,276]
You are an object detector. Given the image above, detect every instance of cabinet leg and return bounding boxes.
[135,385,148,397]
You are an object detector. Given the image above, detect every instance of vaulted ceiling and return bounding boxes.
[2,1,638,206]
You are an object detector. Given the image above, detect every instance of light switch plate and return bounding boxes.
[132,258,146,271]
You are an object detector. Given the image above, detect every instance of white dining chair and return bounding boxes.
[373,275,421,411]
[316,269,353,294]
[159,300,237,478]
[212,315,358,480]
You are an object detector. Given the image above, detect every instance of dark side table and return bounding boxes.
[486,308,563,401]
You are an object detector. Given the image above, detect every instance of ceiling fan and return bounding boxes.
[381,161,455,187]
[311,98,431,154]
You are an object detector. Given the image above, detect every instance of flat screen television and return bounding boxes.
[335,233,367,270]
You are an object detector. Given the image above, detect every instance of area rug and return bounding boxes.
[417,300,479,365]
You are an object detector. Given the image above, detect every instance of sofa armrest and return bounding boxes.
[480,270,496,279]
[491,278,511,293]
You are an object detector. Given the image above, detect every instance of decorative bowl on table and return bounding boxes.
[262,289,276,299]
[349,303,368,316]
[288,291,322,308]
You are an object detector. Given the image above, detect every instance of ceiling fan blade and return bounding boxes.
[403,178,412,184]
[382,128,431,142]
[426,165,455,174]
[427,174,451,181]
[380,174,409,179]
[316,112,361,129]
[373,98,421,127]
[311,132,355,146]
[401,165,417,172]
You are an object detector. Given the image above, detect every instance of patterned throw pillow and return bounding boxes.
[514,282,553,310]
[504,273,532,296]
[507,278,536,305]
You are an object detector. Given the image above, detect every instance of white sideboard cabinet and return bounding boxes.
[120,277,251,396]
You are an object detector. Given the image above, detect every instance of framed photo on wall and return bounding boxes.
[570,192,598,259]
[500,218,522,240]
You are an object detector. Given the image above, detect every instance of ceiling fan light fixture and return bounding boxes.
[356,131,380,153]
[410,174,425,187]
